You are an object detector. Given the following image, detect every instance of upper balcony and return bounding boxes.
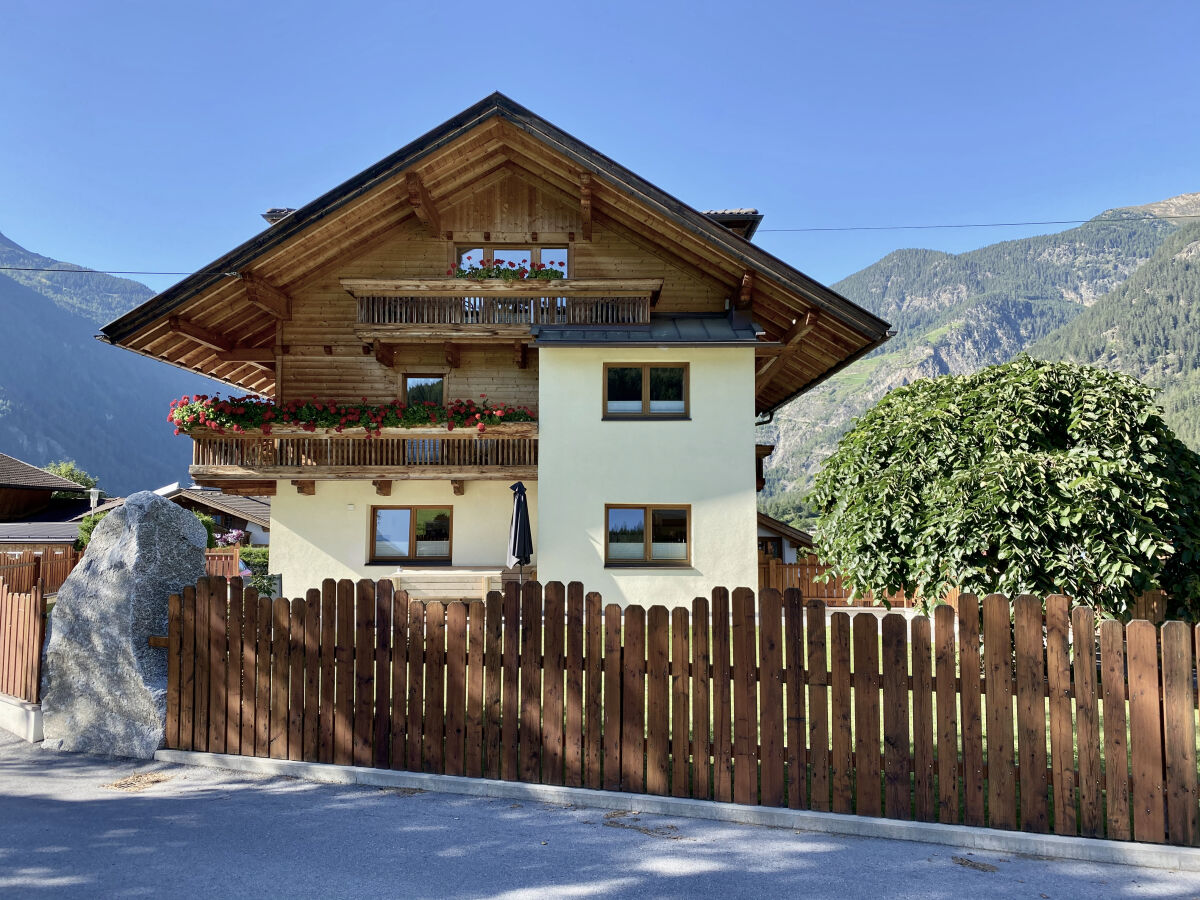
[343,277,662,340]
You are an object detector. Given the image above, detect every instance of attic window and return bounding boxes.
[457,246,568,277]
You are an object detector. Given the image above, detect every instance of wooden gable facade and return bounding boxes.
[102,94,891,418]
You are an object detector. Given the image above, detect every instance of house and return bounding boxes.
[756,512,814,563]
[0,452,91,590]
[75,483,270,545]
[98,94,890,604]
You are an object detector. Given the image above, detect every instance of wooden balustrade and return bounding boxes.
[343,278,661,331]
[188,425,538,482]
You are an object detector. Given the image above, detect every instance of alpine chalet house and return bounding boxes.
[101,95,890,604]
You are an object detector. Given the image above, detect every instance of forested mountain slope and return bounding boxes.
[0,232,216,495]
[760,193,1200,527]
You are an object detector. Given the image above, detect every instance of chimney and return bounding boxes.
[262,208,296,225]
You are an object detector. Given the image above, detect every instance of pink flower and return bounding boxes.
[476,423,486,433]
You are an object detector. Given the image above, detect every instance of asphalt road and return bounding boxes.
[1,730,1197,899]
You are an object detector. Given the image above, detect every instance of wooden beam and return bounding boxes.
[240,271,292,320]
[444,343,461,368]
[192,479,277,496]
[405,171,442,233]
[342,278,662,297]
[291,480,316,496]
[451,479,465,496]
[217,346,276,363]
[168,315,233,353]
[579,173,593,241]
[734,271,754,310]
[373,480,392,496]
[374,342,397,368]
[513,341,527,369]
[756,311,820,392]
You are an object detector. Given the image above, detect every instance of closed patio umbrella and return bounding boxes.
[507,481,533,584]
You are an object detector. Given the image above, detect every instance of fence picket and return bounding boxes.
[194,578,211,752]
[711,588,733,803]
[882,613,911,819]
[784,588,807,809]
[830,611,853,815]
[226,578,244,756]
[1071,606,1103,838]
[1046,595,1077,835]
[179,586,196,752]
[646,605,671,796]
[391,590,409,771]
[1014,594,1048,832]
[911,615,935,822]
[424,601,447,775]
[254,592,271,757]
[519,583,542,783]
[269,596,290,759]
[318,580,336,764]
[691,595,712,801]
[543,582,566,786]
[584,591,604,790]
[444,601,467,777]
[958,594,985,827]
[1099,619,1131,840]
[407,599,425,772]
[671,607,691,798]
[484,590,503,780]
[501,584,519,780]
[1128,620,1166,843]
[288,597,305,763]
[565,583,584,788]
[334,580,355,766]
[603,602,623,792]
[622,605,647,793]
[732,588,757,805]
[853,612,881,818]
[807,600,830,812]
[466,599,485,778]
[374,581,393,769]
[982,594,1016,830]
[1161,621,1196,845]
[934,604,958,824]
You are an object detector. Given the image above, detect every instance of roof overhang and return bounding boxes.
[101,93,891,413]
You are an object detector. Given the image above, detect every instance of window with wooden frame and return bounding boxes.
[603,364,689,418]
[456,246,569,277]
[371,506,453,563]
[402,373,447,406]
[758,536,783,559]
[605,504,691,567]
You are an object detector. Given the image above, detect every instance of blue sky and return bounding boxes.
[2,0,1198,294]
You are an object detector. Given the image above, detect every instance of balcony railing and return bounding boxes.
[342,278,661,331]
[188,425,538,483]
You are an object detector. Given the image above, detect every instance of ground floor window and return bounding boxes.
[758,536,783,559]
[371,506,452,562]
[605,504,690,566]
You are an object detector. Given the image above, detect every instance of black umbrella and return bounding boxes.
[507,481,533,583]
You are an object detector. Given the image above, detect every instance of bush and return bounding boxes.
[76,511,108,550]
[239,546,275,596]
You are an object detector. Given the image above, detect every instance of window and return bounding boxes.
[456,246,569,277]
[603,364,688,418]
[605,505,690,566]
[404,374,445,406]
[758,537,783,559]
[371,507,452,562]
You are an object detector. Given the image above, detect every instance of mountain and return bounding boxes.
[1031,219,1200,447]
[0,232,216,496]
[760,193,1200,528]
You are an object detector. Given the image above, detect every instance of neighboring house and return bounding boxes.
[0,451,90,555]
[756,512,814,564]
[76,483,270,545]
[98,94,891,604]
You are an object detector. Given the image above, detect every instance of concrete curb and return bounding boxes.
[155,749,1200,872]
[0,693,43,743]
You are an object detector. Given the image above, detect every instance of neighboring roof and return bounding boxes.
[99,93,891,414]
[532,313,763,346]
[77,487,271,529]
[0,522,79,544]
[0,453,87,492]
[757,512,814,548]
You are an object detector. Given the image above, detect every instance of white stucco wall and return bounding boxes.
[536,346,758,607]
[271,480,537,596]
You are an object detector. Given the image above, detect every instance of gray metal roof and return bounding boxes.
[0,453,87,492]
[532,313,765,346]
[0,522,79,544]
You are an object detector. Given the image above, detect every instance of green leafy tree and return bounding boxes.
[75,511,108,550]
[812,355,1200,618]
[192,510,217,549]
[44,459,99,499]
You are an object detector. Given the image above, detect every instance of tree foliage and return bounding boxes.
[812,355,1200,618]
[43,459,98,499]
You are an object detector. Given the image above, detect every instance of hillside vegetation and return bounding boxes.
[761,193,1200,528]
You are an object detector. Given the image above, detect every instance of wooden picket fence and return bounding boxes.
[205,547,241,578]
[164,577,1200,847]
[0,580,46,703]
[0,549,81,594]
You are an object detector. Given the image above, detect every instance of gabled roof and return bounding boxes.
[757,512,815,548]
[101,93,890,413]
[0,522,79,544]
[0,453,87,492]
[77,486,271,529]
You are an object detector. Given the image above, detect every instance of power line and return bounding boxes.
[757,213,1200,233]
[0,212,1197,276]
